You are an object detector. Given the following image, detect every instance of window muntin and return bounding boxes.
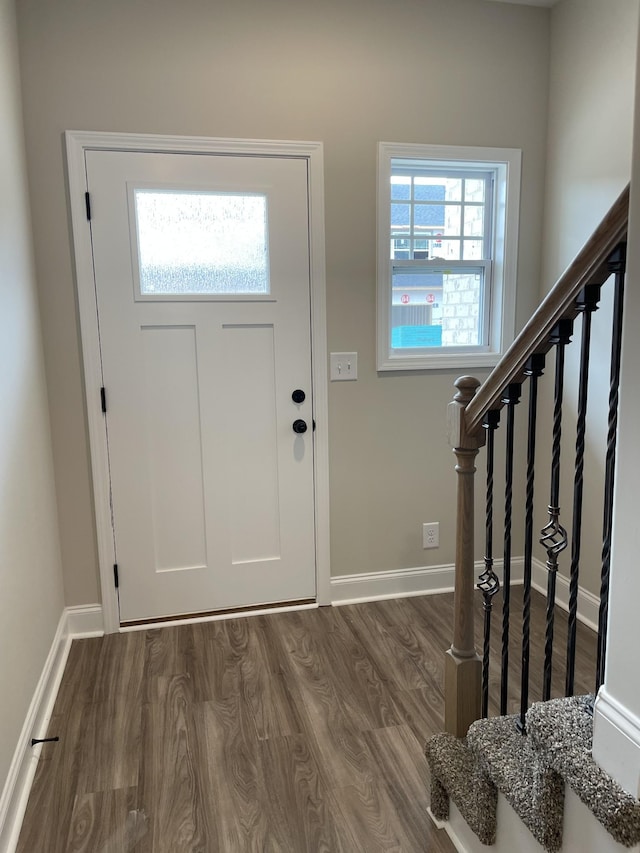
[389,165,493,353]
[390,170,492,266]
[377,143,521,371]
[133,189,270,297]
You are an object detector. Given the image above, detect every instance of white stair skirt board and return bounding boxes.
[593,687,640,800]
[0,605,104,853]
[445,789,639,853]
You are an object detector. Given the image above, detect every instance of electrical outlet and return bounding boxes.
[423,522,439,549]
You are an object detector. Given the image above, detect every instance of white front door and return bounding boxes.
[85,149,316,623]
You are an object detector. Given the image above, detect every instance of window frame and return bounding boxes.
[377,142,521,371]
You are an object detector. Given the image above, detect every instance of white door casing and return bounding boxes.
[66,132,330,631]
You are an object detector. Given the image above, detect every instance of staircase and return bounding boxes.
[428,695,640,851]
[425,185,640,850]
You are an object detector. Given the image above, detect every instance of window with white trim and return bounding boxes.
[377,143,521,371]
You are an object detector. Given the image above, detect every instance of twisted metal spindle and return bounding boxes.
[540,319,573,701]
[518,354,545,733]
[566,285,601,697]
[596,244,627,694]
[501,383,521,716]
[478,409,501,719]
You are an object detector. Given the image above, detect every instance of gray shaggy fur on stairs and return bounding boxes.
[425,695,640,851]
[467,713,565,852]
[528,694,640,848]
[425,733,497,845]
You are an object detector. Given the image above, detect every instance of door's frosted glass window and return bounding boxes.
[134,190,269,295]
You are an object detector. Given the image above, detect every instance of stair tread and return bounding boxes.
[426,696,640,850]
[425,733,497,846]
[467,714,564,852]
[527,695,640,848]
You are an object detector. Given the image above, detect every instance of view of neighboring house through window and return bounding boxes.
[377,143,521,370]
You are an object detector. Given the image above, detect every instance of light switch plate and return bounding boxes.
[330,352,358,381]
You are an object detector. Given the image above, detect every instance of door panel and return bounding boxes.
[140,324,207,573]
[85,150,316,622]
[221,323,281,565]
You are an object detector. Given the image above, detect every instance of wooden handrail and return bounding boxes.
[465,184,630,436]
[443,184,629,737]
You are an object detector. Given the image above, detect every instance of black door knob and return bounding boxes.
[292,419,308,434]
[292,389,306,404]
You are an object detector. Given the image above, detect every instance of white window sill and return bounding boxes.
[377,351,502,371]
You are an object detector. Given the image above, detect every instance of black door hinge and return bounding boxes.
[85,192,92,221]
[113,564,119,589]
[100,387,107,413]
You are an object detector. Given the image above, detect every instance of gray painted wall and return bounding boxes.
[0,0,64,802]
[537,0,639,595]
[15,0,550,605]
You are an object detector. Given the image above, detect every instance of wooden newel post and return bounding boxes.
[444,375,485,737]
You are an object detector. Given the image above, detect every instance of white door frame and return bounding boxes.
[65,130,331,633]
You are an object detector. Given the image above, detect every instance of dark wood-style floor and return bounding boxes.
[16,589,597,852]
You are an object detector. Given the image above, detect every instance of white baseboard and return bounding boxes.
[0,604,104,853]
[331,563,457,605]
[330,558,525,606]
[331,558,598,632]
[0,612,70,853]
[65,603,105,638]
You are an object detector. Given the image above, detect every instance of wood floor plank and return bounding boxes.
[387,684,446,745]
[256,733,346,852]
[373,598,445,685]
[329,776,415,852]
[197,696,269,850]
[75,700,142,794]
[273,607,404,733]
[49,637,104,717]
[363,724,433,851]
[137,674,213,852]
[90,630,147,706]
[141,623,194,703]
[233,614,307,741]
[17,589,598,852]
[341,601,431,692]
[16,707,88,853]
[270,610,380,791]
[65,787,146,853]
[313,607,407,731]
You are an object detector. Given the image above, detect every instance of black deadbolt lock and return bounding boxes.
[292,389,306,404]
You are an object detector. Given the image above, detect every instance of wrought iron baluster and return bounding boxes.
[501,383,521,716]
[518,354,545,733]
[540,319,573,701]
[566,285,601,696]
[478,409,501,719]
[596,244,627,693]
